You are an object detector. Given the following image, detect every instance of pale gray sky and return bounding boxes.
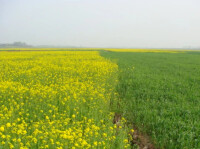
[0,0,200,48]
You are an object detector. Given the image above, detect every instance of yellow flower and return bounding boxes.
[94,141,98,146]
[75,143,79,147]
[0,126,4,132]
[130,129,134,133]
[2,135,6,139]
[1,141,5,145]
[6,123,11,127]
[46,116,49,120]
[32,138,37,143]
[124,139,128,143]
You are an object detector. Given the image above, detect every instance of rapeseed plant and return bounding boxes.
[0,51,131,148]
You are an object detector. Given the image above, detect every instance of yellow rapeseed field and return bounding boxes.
[0,51,130,149]
[105,49,185,53]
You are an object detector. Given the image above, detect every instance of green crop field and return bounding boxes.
[101,51,200,149]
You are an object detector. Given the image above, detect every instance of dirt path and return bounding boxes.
[113,113,157,149]
[130,126,156,149]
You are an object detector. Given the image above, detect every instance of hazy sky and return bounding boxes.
[1,0,200,48]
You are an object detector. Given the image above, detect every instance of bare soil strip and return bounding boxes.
[130,126,156,149]
[113,113,157,149]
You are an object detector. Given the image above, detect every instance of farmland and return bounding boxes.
[102,51,200,149]
[0,51,130,149]
[0,49,200,149]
